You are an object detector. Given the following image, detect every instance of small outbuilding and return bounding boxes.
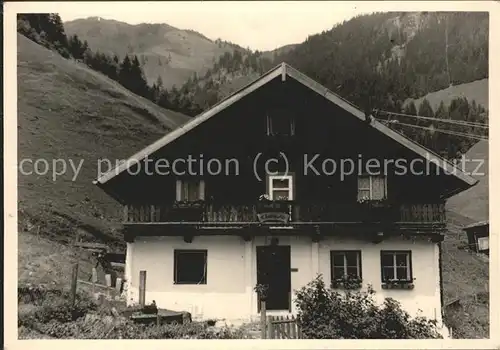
[463,220,489,255]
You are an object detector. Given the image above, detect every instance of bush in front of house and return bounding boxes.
[294,276,442,339]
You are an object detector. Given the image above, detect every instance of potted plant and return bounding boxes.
[254,283,269,301]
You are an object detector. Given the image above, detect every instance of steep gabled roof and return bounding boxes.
[463,220,489,230]
[94,62,478,189]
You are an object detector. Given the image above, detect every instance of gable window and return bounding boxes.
[174,250,207,284]
[266,113,295,136]
[380,251,412,282]
[176,179,205,201]
[331,250,362,280]
[357,175,387,201]
[268,174,294,200]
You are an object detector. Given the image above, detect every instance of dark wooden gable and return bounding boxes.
[96,63,476,204]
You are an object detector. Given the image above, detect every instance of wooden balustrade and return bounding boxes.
[123,201,446,224]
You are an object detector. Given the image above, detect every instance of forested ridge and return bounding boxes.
[18,12,488,159]
[171,11,489,158]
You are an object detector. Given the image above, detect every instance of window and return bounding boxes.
[477,236,489,251]
[176,179,205,201]
[268,174,294,200]
[174,250,207,284]
[358,175,387,201]
[380,251,412,282]
[266,113,295,136]
[331,251,362,280]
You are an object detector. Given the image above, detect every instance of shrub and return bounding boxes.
[18,289,97,328]
[294,275,441,339]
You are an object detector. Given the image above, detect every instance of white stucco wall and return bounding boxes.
[126,234,442,325]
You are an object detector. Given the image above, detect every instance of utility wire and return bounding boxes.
[377,119,488,141]
[374,109,489,129]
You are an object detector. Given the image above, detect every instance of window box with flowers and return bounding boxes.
[331,274,363,290]
[257,194,290,214]
[171,200,205,221]
[381,279,415,290]
[357,197,391,222]
[173,200,205,209]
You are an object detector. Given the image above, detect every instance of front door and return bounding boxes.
[256,245,291,311]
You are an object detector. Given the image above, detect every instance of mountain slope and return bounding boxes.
[446,140,489,222]
[64,17,241,88]
[173,12,488,120]
[405,79,488,112]
[17,33,189,245]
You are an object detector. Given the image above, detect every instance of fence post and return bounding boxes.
[70,262,79,306]
[115,277,123,296]
[91,267,97,294]
[260,299,267,339]
[267,315,273,339]
[139,270,147,308]
[105,274,112,298]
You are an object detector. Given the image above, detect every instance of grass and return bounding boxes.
[405,78,488,111]
[446,140,488,222]
[441,216,489,338]
[18,231,95,288]
[17,33,189,246]
[441,140,489,338]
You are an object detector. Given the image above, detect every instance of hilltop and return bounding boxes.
[17,33,189,246]
[64,17,243,88]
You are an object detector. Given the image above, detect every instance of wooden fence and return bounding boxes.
[267,315,302,339]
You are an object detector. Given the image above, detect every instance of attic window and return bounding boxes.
[267,113,295,136]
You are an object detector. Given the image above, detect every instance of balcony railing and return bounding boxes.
[123,201,446,225]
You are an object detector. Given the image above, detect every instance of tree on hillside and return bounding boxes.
[417,98,435,146]
[17,13,70,57]
[118,55,132,89]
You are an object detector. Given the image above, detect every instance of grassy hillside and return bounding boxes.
[18,33,189,246]
[442,215,489,338]
[64,17,240,88]
[441,140,489,338]
[405,79,488,112]
[446,140,489,222]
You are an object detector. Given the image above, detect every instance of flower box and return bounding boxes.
[256,200,290,214]
[331,276,363,290]
[173,200,204,209]
[171,201,205,221]
[381,281,415,290]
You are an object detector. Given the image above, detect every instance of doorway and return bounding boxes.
[256,245,291,311]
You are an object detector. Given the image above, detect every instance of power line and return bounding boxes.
[380,119,488,141]
[374,109,489,129]
[377,119,488,141]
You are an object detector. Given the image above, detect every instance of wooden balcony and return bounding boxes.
[122,201,446,225]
